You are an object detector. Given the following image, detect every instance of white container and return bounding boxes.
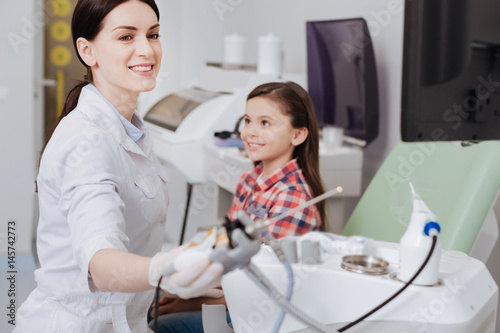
[224,33,245,65]
[322,125,344,152]
[398,221,442,285]
[257,33,283,75]
[397,184,441,285]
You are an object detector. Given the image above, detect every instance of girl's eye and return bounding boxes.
[148,33,160,39]
[119,35,133,41]
[262,120,270,127]
[244,118,251,125]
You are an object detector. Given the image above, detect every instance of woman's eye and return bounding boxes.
[119,35,133,41]
[244,118,251,125]
[262,120,270,127]
[148,33,160,39]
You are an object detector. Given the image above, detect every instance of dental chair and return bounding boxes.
[342,140,500,262]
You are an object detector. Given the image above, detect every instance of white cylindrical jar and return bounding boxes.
[224,33,245,65]
[257,33,283,75]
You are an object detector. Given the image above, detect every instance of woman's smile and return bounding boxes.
[129,63,155,76]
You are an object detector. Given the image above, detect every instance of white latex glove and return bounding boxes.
[148,248,224,299]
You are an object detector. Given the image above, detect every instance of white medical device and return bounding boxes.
[196,186,497,333]
[221,239,498,332]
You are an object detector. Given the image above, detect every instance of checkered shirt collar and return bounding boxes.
[244,159,301,192]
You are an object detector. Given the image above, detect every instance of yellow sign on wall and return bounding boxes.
[45,0,84,124]
[50,20,71,42]
[50,0,72,17]
[50,45,71,67]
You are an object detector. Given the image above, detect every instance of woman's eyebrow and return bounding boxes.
[113,25,137,32]
[112,23,160,32]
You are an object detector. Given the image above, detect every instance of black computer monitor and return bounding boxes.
[401,0,500,142]
[306,18,379,146]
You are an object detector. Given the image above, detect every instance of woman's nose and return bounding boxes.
[136,37,154,57]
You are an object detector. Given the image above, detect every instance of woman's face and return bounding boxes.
[88,0,161,97]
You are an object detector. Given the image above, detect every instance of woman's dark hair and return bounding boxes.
[42,0,159,152]
[247,82,327,231]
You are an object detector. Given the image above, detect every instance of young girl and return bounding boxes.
[150,81,326,332]
[228,81,326,237]
[15,1,223,332]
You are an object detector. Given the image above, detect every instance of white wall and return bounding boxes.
[138,0,183,115]
[0,0,43,255]
[138,1,226,115]
[163,0,406,189]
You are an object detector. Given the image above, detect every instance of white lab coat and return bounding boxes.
[15,86,169,333]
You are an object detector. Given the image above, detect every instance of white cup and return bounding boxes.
[257,33,282,75]
[224,33,245,65]
[322,125,344,152]
[280,238,298,263]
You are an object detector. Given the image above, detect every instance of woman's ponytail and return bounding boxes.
[40,67,92,159]
[60,67,92,118]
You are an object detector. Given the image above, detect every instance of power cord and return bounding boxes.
[337,235,438,332]
[153,277,163,333]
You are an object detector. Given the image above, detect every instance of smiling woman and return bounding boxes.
[13,1,225,332]
[75,0,162,120]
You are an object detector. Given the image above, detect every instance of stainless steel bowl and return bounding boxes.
[341,255,390,275]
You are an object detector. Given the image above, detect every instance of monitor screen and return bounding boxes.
[401,0,500,142]
[306,18,379,146]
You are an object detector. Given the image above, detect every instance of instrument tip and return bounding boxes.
[337,186,343,193]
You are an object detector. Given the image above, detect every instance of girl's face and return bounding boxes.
[241,96,307,176]
[84,0,161,97]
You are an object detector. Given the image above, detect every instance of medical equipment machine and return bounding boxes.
[220,236,497,332]
[149,174,497,332]
[200,185,497,332]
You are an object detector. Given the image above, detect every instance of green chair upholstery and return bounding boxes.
[342,141,500,258]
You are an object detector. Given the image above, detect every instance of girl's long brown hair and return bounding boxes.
[247,82,327,231]
[41,0,160,155]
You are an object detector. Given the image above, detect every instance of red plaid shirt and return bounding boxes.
[227,159,321,239]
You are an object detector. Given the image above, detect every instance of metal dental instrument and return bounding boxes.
[245,186,344,236]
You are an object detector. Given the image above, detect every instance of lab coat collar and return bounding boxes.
[85,84,145,143]
[77,85,152,158]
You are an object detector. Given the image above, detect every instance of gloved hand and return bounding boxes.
[148,247,224,299]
